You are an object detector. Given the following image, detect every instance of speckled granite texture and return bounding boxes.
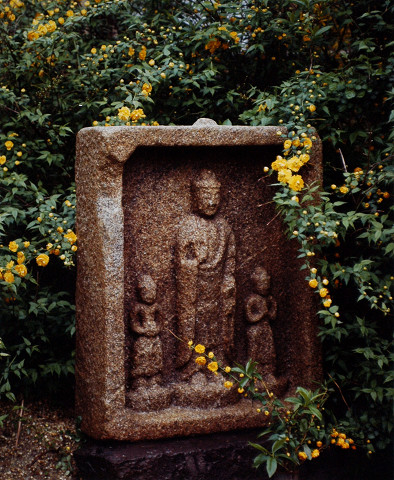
[75,120,323,441]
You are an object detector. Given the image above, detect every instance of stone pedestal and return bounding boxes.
[74,429,265,480]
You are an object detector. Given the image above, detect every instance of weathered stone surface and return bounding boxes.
[75,120,323,441]
[74,430,263,480]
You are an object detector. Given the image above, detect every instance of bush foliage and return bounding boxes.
[0,0,392,454]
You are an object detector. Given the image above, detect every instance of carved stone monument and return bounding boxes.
[75,119,323,442]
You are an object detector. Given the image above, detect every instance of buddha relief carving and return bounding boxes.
[173,169,238,407]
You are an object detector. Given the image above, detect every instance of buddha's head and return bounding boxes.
[192,169,221,217]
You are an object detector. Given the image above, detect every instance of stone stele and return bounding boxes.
[75,119,323,441]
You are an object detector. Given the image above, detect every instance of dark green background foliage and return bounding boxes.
[0,0,393,456]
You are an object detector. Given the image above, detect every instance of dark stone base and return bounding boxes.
[74,429,264,480]
[74,430,394,480]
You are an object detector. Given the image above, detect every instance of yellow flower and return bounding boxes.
[238,387,244,393]
[130,108,146,122]
[36,254,49,267]
[316,441,323,448]
[224,381,233,389]
[303,138,312,149]
[194,344,205,354]
[141,83,152,96]
[271,156,287,171]
[139,46,147,61]
[5,140,14,150]
[195,356,206,366]
[71,245,77,252]
[58,17,65,25]
[277,168,292,184]
[57,226,64,233]
[298,451,308,461]
[224,366,231,373]
[0,156,6,165]
[311,449,320,458]
[287,156,303,173]
[264,410,270,416]
[6,261,14,270]
[66,10,74,17]
[187,340,193,346]
[300,153,310,163]
[128,47,135,56]
[309,104,316,112]
[9,241,18,252]
[15,264,27,277]
[3,272,15,283]
[148,59,155,66]
[323,298,332,308]
[23,241,30,248]
[309,279,318,288]
[288,175,304,192]
[208,352,214,359]
[91,47,97,54]
[64,231,77,245]
[17,252,25,264]
[339,186,349,194]
[207,361,218,372]
[118,106,131,121]
[283,139,292,149]
[319,288,328,298]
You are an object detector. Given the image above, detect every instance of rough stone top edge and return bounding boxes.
[77,124,287,141]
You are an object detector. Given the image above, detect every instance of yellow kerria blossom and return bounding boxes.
[309,279,318,288]
[288,175,304,191]
[339,186,349,194]
[9,241,18,252]
[141,83,152,96]
[311,449,320,458]
[23,241,30,248]
[3,272,15,283]
[130,108,146,122]
[208,352,214,358]
[207,361,218,372]
[271,156,287,171]
[303,138,312,149]
[283,139,292,150]
[6,261,14,269]
[323,298,332,307]
[15,264,27,277]
[5,140,14,150]
[17,252,25,264]
[194,344,205,354]
[309,104,316,112]
[64,231,77,245]
[298,451,308,461]
[224,366,231,373]
[0,156,6,165]
[36,254,49,267]
[128,47,135,56]
[316,441,323,448]
[319,288,328,298]
[287,156,303,173]
[277,168,292,184]
[139,46,147,61]
[195,356,206,366]
[118,106,131,121]
[300,153,310,163]
[224,381,233,389]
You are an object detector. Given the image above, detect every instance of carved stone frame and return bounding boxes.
[75,122,322,441]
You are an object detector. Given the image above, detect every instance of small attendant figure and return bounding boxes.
[245,266,277,384]
[130,274,163,388]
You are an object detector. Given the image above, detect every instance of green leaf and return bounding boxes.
[266,457,278,478]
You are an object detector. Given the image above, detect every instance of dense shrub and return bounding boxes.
[0,0,392,454]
